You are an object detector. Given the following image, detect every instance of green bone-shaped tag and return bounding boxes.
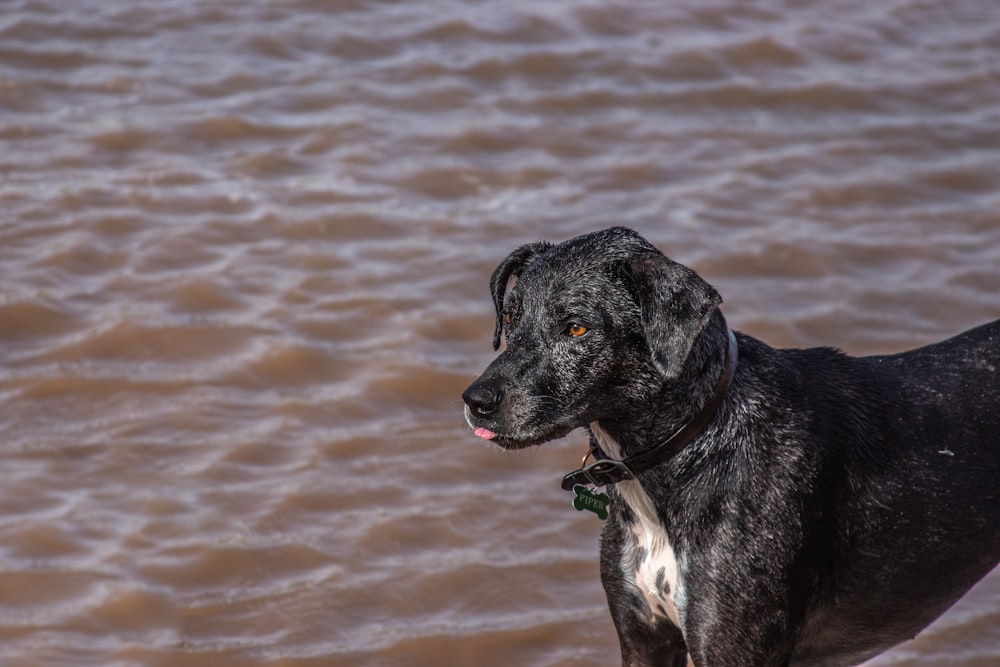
[571,484,610,520]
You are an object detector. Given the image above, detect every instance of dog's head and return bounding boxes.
[462,227,722,449]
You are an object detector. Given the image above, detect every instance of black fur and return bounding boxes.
[462,227,1000,667]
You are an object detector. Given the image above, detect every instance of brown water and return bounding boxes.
[1,1,999,665]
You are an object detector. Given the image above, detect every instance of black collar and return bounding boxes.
[561,327,739,491]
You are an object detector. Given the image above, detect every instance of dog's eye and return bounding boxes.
[566,323,589,338]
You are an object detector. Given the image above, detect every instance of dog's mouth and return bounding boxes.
[479,430,563,450]
[475,430,543,450]
[465,407,573,450]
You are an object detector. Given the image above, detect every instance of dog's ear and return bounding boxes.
[489,241,552,350]
[627,253,722,379]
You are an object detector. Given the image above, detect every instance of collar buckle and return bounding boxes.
[561,458,635,490]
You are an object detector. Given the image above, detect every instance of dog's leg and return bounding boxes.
[601,517,690,667]
[681,576,800,667]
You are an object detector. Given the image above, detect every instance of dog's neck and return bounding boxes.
[597,312,734,461]
[589,421,627,460]
[563,315,736,493]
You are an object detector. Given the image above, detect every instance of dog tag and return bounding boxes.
[571,484,610,520]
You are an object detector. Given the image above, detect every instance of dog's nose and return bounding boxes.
[462,382,500,418]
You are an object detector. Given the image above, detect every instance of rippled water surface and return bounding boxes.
[2,1,999,665]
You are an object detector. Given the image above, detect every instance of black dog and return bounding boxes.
[462,227,1000,667]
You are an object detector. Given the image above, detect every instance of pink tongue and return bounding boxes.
[474,427,498,440]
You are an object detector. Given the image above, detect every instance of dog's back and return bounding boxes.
[791,319,1000,665]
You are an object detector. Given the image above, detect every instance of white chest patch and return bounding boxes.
[591,423,685,631]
